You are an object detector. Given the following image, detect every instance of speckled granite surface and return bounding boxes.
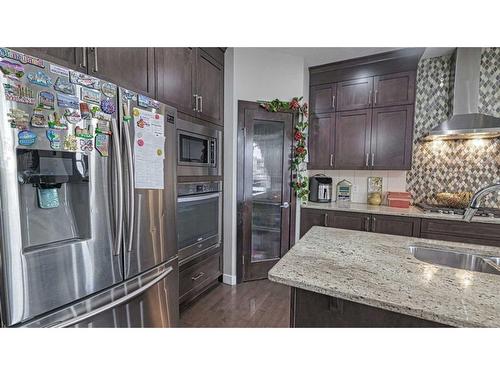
[268,226,500,327]
[302,201,500,225]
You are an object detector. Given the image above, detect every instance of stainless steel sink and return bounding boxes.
[408,245,500,275]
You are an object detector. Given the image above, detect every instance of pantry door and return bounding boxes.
[238,101,295,282]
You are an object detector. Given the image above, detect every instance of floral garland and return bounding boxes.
[258,97,309,201]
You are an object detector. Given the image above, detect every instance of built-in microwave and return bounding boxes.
[177,119,221,177]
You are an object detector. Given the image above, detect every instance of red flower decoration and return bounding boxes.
[294,130,303,141]
[289,98,300,110]
[296,146,305,154]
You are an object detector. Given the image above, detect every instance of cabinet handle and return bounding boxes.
[332,95,336,110]
[371,216,377,232]
[365,153,369,167]
[199,96,203,113]
[330,154,334,167]
[92,47,98,72]
[191,272,205,281]
[365,216,370,231]
[374,90,378,105]
[193,94,198,111]
[80,47,87,68]
[368,90,372,105]
[324,213,328,227]
[371,153,375,167]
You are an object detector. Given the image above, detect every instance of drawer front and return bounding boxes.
[372,215,420,237]
[421,219,500,242]
[179,251,221,300]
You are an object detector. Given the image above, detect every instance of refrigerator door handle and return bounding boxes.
[111,118,124,256]
[123,118,135,253]
[51,266,174,328]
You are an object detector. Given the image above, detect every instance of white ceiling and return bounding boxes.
[272,47,456,67]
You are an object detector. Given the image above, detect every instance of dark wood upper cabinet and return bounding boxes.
[196,49,224,126]
[371,215,420,237]
[155,48,196,116]
[12,47,86,72]
[310,83,337,114]
[373,71,415,107]
[308,113,335,169]
[337,77,373,111]
[334,109,372,169]
[87,48,155,97]
[370,105,414,170]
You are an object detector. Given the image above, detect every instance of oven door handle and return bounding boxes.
[177,193,221,203]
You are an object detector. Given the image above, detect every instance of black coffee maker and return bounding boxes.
[309,174,333,203]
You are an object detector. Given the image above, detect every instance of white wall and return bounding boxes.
[223,48,306,285]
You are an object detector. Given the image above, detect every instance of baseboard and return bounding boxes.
[222,273,237,285]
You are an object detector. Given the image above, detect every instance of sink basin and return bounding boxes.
[408,245,500,275]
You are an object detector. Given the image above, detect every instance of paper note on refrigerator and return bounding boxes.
[133,108,165,189]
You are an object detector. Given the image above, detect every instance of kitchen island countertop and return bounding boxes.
[268,226,500,327]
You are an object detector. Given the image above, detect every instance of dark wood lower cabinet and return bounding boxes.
[371,214,420,237]
[328,211,368,231]
[290,287,448,327]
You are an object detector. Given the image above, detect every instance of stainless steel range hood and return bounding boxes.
[422,48,500,141]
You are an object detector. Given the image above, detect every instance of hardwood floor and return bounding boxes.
[180,279,290,327]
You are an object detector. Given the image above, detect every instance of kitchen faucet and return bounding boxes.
[463,182,500,222]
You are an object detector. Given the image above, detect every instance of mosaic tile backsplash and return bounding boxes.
[407,49,500,208]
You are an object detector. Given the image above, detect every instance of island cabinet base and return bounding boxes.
[290,288,448,328]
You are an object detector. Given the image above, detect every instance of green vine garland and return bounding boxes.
[258,97,309,201]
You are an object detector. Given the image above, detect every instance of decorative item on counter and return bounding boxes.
[57,93,79,109]
[0,59,25,78]
[64,109,82,124]
[336,179,352,202]
[435,192,473,209]
[53,77,75,95]
[27,70,52,87]
[258,96,309,201]
[79,138,93,153]
[95,133,109,157]
[0,48,45,67]
[7,108,30,129]
[37,90,55,110]
[69,71,100,89]
[46,129,62,150]
[367,177,383,206]
[100,98,116,114]
[48,112,67,130]
[101,82,116,98]
[387,192,412,208]
[79,102,91,120]
[18,130,37,146]
[75,120,93,138]
[4,83,35,104]
[31,110,48,128]
[81,87,101,104]
[63,134,78,151]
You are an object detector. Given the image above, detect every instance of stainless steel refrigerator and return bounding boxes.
[0,48,178,327]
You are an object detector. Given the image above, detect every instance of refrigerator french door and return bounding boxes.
[0,48,178,327]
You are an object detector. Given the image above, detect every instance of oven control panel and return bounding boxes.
[177,181,222,196]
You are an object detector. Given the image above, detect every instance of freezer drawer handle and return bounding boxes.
[51,266,174,328]
[191,272,205,281]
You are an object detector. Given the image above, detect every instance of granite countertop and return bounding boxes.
[268,226,500,327]
[302,201,500,225]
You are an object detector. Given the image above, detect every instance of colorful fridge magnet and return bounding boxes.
[57,93,79,109]
[7,108,30,129]
[79,138,93,153]
[0,48,45,67]
[37,187,59,209]
[81,87,101,104]
[54,77,75,95]
[95,120,111,135]
[100,98,116,114]
[63,134,78,151]
[138,94,160,109]
[75,119,93,138]
[64,108,82,124]
[37,91,55,110]
[49,64,69,76]
[92,109,112,122]
[122,102,132,121]
[80,102,91,120]
[69,71,100,89]
[101,82,117,98]
[0,59,25,78]
[46,129,62,150]
[27,71,52,87]
[48,112,67,130]
[122,90,137,101]
[95,133,109,157]
[31,111,48,128]
[4,83,35,104]
[18,130,37,146]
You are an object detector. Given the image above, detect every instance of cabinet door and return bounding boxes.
[155,48,196,116]
[371,215,420,237]
[334,109,372,169]
[300,209,328,238]
[12,47,86,72]
[196,49,224,126]
[337,77,373,111]
[88,48,155,97]
[308,113,335,169]
[370,105,414,170]
[310,83,337,114]
[328,211,369,231]
[374,71,415,107]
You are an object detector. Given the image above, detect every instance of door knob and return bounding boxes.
[280,202,290,208]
